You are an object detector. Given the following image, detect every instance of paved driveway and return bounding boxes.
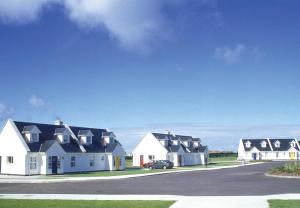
[0,162,299,196]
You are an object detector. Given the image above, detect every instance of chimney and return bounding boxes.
[55,118,63,126]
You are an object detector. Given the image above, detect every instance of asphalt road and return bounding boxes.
[0,162,300,196]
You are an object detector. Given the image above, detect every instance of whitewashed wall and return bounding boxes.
[0,120,28,175]
[132,133,168,166]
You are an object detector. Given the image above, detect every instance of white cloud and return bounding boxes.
[63,0,167,51]
[214,44,246,64]
[0,0,220,51]
[29,95,46,108]
[0,0,56,23]
[0,102,14,120]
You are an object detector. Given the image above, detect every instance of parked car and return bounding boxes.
[148,160,174,169]
[143,161,155,168]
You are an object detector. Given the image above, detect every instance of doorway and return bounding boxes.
[140,155,144,167]
[51,156,58,175]
[252,153,257,160]
[178,155,182,166]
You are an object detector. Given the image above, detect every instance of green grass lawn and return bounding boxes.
[58,155,242,178]
[269,200,300,208]
[0,199,175,208]
[268,162,300,176]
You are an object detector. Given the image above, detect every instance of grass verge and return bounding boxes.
[0,199,175,208]
[267,162,300,176]
[269,200,300,208]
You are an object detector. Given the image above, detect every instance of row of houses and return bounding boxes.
[0,119,209,175]
[132,132,208,167]
[238,138,300,161]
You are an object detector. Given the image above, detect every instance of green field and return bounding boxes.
[269,200,300,208]
[0,199,175,208]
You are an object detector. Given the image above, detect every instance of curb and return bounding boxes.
[0,162,265,184]
[265,173,300,179]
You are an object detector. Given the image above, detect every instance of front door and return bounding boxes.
[289,152,296,160]
[140,155,144,167]
[178,155,182,167]
[0,156,1,173]
[114,156,120,170]
[252,153,257,160]
[51,156,58,175]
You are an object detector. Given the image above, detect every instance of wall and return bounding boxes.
[132,133,168,166]
[0,120,28,175]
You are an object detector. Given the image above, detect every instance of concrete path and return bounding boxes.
[0,162,259,184]
[0,194,300,208]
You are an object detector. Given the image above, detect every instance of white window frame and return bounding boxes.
[7,156,13,164]
[31,133,39,142]
[245,141,251,148]
[70,156,76,167]
[261,141,267,148]
[275,141,280,148]
[63,134,69,143]
[90,156,95,167]
[148,155,155,161]
[86,136,92,144]
[29,157,37,170]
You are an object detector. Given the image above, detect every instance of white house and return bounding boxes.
[238,138,300,161]
[132,132,208,167]
[0,119,126,175]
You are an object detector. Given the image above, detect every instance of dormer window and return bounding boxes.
[22,125,41,143]
[55,128,70,144]
[78,130,94,145]
[261,141,267,148]
[245,141,251,148]
[172,140,178,145]
[274,141,281,148]
[290,141,297,148]
[102,131,116,146]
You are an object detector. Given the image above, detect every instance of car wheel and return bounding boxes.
[163,166,167,170]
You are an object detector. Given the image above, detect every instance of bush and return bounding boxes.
[268,162,300,176]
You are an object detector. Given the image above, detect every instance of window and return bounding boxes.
[86,136,92,144]
[276,152,279,158]
[261,141,267,148]
[291,141,296,148]
[148,155,155,160]
[29,157,37,170]
[7,156,13,164]
[101,156,105,161]
[57,157,61,169]
[245,141,251,148]
[90,157,95,167]
[48,156,52,169]
[63,134,69,143]
[275,141,280,148]
[31,133,38,142]
[70,156,76,167]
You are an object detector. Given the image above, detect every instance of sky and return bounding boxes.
[1,0,300,152]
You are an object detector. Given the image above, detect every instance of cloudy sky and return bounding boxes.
[1,0,300,152]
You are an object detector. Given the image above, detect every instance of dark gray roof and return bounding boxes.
[269,139,299,151]
[69,126,120,153]
[152,133,169,140]
[187,145,208,153]
[14,121,82,153]
[242,139,272,151]
[176,135,193,141]
[22,125,37,132]
[54,128,68,134]
[152,132,205,153]
[40,140,57,152]
[78,130,92,136]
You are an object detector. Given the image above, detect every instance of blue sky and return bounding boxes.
[1,0,300,152]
